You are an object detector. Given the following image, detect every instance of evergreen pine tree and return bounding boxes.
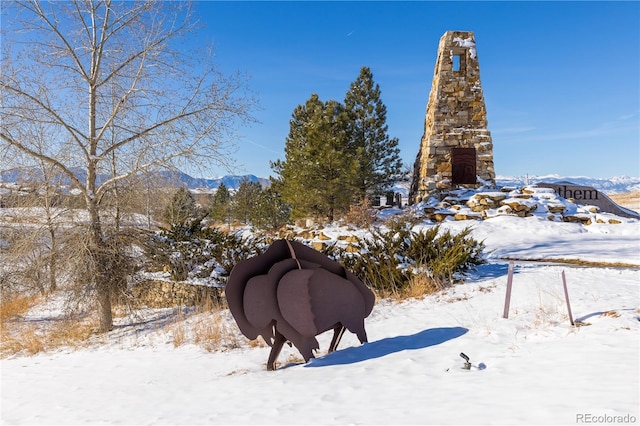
[345,66,402,202]
[271,94,357,221]
[233,178,263,224]
[209,182,232,228]
[271,95,321,219]
[251,187,291,230]
[163,186,204,239]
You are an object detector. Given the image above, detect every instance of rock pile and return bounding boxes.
[413,185,622,225]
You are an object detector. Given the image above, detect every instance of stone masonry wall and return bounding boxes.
[410,31,496,203]
[132,280,224,309]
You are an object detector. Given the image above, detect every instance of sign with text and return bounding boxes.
[538,182,639,219]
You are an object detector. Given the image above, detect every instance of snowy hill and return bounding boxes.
[2,209,638,424]
[1,170,639,425]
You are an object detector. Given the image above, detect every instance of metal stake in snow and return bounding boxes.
[502,261,515,319]
[502,263,576,327]
[562,270,575,326]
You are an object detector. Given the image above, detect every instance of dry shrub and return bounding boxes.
[248,338,266,348]
[168,308,241,352]
[193,313,240,352]
[1,295,43,356]
[170,298,227,348]
[194,295,220,314]
[47,318,96,348]
[0,294,40,323]
[1,317,96,357]
[343,199,376,228]
[1,325,45,356]
[400,273,447,300]
[282,353,304,367]
[1,292,97,357]
[172,322,186,347]
[171,308,187,347]
[193,318,222,351]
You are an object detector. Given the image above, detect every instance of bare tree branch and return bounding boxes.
[1,0,257,331]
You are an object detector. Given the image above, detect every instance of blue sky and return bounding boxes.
[194,1,639,179]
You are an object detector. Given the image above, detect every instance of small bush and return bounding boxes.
[1,325,46,356]
[169,309,241,352]
[47,318,97,348]
[193,315,236,352]
[327,224,485,298]
[1,292,98,357]
[343,199,377,228]
[331,226,412,297]
[0,294,40,324]
[403,273,446,299]
[1,315,96,357]
[143,227,267,287]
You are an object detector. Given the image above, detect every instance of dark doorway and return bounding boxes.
[451,148,476,184]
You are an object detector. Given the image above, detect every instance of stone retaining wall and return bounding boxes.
[132,280,224,309]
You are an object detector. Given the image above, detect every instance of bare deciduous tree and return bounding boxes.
[1,0,255,331]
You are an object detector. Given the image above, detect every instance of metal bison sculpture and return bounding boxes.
[225,239,375,370]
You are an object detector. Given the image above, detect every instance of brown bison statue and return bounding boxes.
[225,239,375,370]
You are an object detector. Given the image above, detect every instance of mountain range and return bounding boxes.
[1,167,638,194]
[0,168,270,192]
[494,174,640,194]
[155,171,270,191]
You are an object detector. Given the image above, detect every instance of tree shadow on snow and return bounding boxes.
[305,326,468,368]
[472,262,511,279]
[575,308,638,323]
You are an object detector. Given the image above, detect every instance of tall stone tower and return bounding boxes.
[409,31,495,203]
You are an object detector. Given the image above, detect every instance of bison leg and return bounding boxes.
[328,324,346,353]
[267,331,287,371]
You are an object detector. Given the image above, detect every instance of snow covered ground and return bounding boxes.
[1,204,639,425]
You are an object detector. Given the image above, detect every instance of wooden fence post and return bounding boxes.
[503,261,515,319]
[561,270,575,326]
